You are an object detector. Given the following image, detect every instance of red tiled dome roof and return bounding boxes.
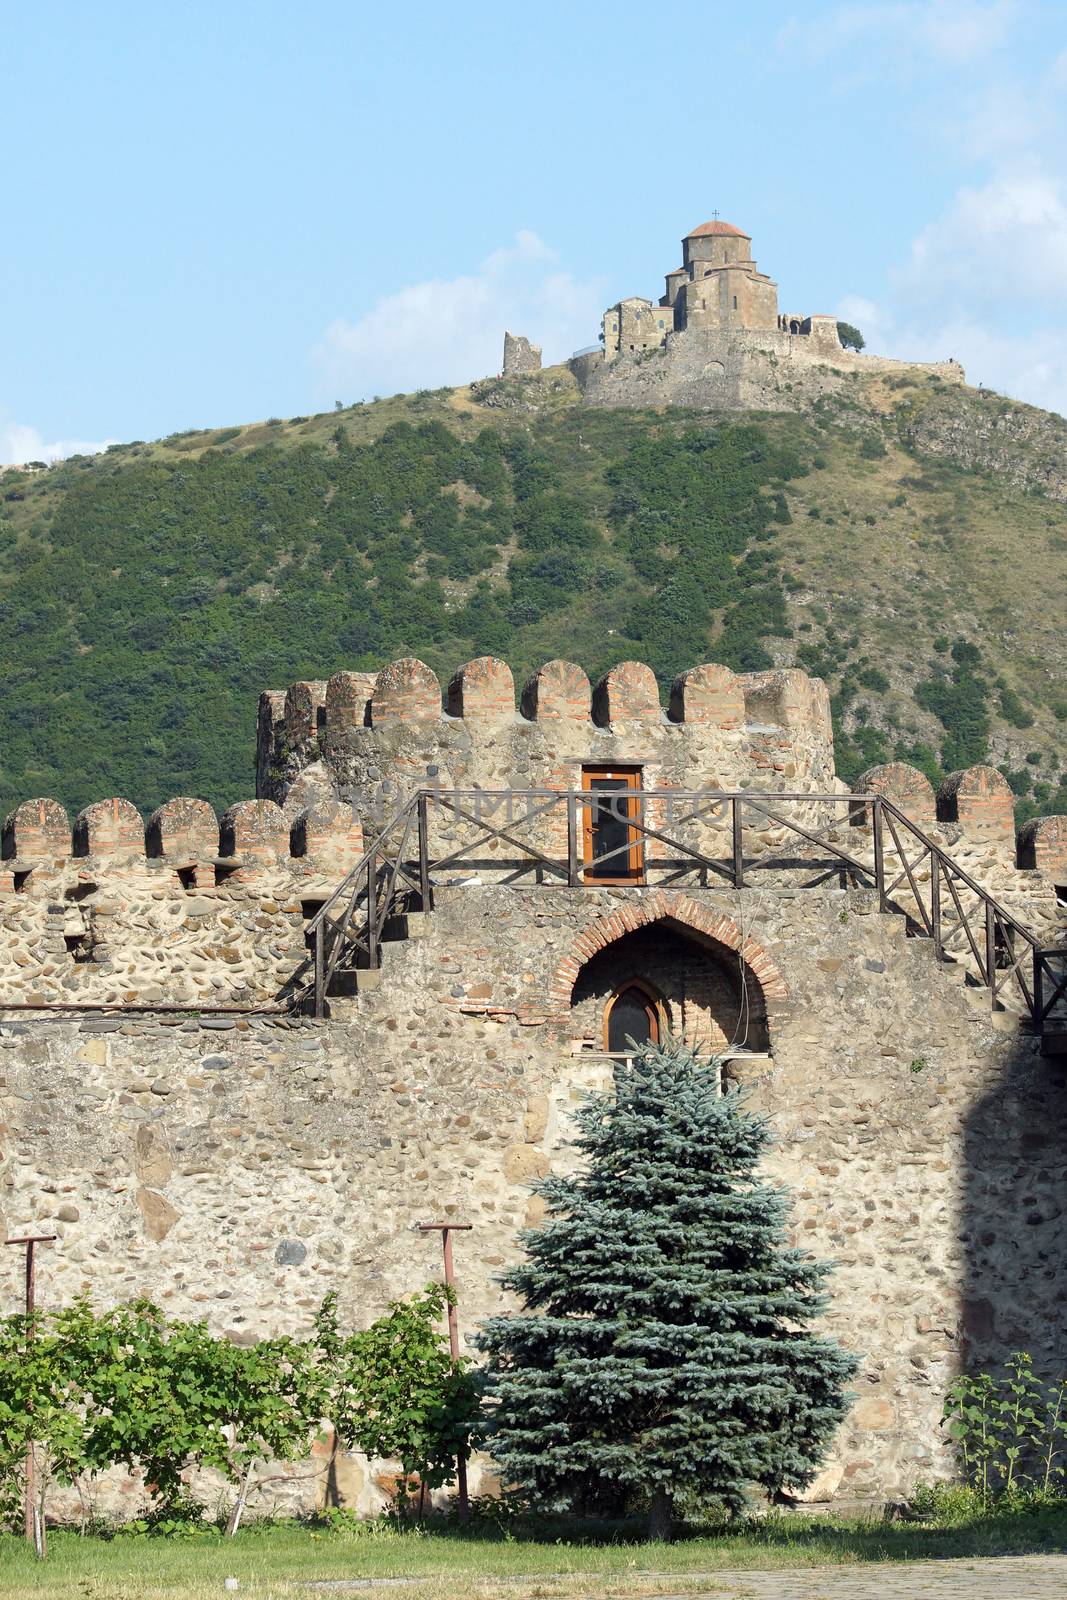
[685,220,749,238]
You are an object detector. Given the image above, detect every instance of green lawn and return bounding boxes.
[2,1509,1066,1600]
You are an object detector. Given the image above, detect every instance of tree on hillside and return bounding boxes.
[476,1040,857,1540]
[837,322,865,351]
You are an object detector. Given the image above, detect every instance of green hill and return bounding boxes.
[1,367,1065,825]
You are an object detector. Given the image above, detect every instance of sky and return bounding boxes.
[3,0,1067,463]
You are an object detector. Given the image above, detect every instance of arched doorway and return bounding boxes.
[570,920,770,1056]
[603,979,663,1052]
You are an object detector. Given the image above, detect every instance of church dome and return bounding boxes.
[685,220,750,239]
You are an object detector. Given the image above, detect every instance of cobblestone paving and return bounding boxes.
[309,1553,1067,1596]
[659,1554,1067,1598]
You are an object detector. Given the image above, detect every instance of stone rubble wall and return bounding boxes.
[0,654,1063,1520]
[0,795,364,1008]
[569,327,965,413]
[0,662,1062,1012]
[502,332,542,375]
[260,654,839,824]
[2,878,1064,1516]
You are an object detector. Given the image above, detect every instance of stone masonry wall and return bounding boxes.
[1,879,1064,1517]
[1,653,1064,1519]
[569,328,965,413]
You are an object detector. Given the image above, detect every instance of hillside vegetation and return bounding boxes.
[1,367,1064,825]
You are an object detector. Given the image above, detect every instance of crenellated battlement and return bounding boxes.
[1,790,365,904]
[0,656,1061,1014]
[258,654,839,820]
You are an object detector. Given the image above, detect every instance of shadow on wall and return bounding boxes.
[961,1030,1067,1399]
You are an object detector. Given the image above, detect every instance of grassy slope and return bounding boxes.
[0,368,1064,823]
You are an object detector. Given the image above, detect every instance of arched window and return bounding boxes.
[604,979,662,1053]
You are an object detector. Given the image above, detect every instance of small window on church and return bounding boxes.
[733,295,738,309]
[604,980,661,1053]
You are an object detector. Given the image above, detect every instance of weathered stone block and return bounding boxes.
[740,668,830,736]
[592,661,661,725]
[446,657,515,722]
[220,800,289,863]
[503,1143,550,1184]
[146,798,218,861]
[73,799,143,859]
[852,1397,894,1431]
[853,764,936,829]
[284,680,328,747]
[668,663,744,727]
[325,671,376,731]
[135,1186,179,1242]
[1017,815,1067,877]
[3,798,71,861]
[291,798,364,868]
[520,660,590,722]
[938,767,1015,839]
[371,658,440,724]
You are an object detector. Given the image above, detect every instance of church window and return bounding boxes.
[733,295,738,309]
[604,979,662,1053]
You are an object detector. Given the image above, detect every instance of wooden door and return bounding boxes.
[581,767,644,884]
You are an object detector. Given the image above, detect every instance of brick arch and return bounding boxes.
[546,891,789,1015]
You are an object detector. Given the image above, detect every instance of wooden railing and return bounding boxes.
[296,789,1065,1031]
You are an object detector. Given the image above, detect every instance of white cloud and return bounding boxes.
[311,231,605,401]
[0,419,117,467]
[780,0,1017,67]
[914,0,1017,61]
[901,171,1067,307]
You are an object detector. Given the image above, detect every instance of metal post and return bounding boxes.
[872,800,885,912]
[417,1222,472,1521]
[985,901,996,1007]
[5,1233,56,1549]
[930,854,942,961]
[1033,948,1044,1033]
[732,798,744,889]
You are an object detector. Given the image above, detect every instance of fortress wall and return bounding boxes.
[1,879,1063,1517]
[569,328,965,412]
[299,655,840,827]
[2,664,1060,1011]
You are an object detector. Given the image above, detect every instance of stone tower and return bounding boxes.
[502,331,542,375]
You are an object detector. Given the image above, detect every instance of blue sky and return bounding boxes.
[3,0,1067,461]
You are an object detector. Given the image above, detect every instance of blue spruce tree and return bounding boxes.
[476,1039,857,1539]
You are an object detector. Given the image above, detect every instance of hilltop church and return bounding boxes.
[504,215,964,411]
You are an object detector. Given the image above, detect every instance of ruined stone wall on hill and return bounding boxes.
[569,328,964,413]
